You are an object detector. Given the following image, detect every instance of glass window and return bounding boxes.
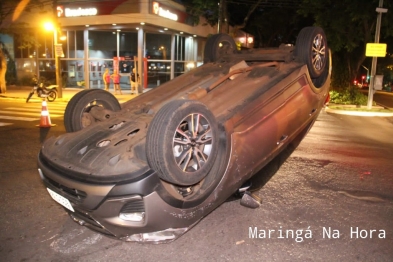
[59,30,68,58]
[174,35,185,61]
[147,61,171,86]
[174,62,186,77]
[88,31,117,59]
[146,33,171,60]
[62,60,85,87]
[14,33,36,59]
[119,32,138,57]
[68,31,76,58]
[37,33,53,59]
[76,30,84,58]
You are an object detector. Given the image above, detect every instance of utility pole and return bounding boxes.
[53,0,63,98]
[218,0,223,34]
[54,30,63,99]
[367,0,385,109]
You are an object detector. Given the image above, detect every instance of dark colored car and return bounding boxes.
[37,27,331,243]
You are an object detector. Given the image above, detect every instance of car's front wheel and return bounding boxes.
[146,100,219,186]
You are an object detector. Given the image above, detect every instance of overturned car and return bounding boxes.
[38,27,331,243]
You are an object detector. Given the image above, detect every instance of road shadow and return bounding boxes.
[39,127,51,144]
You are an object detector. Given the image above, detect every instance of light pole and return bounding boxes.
[367,0,387,109]
[361,65,369,83]
[44,22,63,99]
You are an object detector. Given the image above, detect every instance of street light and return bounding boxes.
[367,0,388,109]
[361,65,369,82]
[44,22,63,99]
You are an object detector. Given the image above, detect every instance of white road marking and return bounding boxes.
[0,115,39,121]
[5,107,65,114]
[0,122,13,126]
[0,110,62,117]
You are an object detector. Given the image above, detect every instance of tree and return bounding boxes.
[298,0,393,88]
[182,0,263,35]
[182,0,312,48]
[182,0,220,26]
[0,46,6,93]
[0,0,51,93]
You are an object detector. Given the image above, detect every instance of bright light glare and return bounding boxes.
[44,22,55,31]
[186,62,195,69]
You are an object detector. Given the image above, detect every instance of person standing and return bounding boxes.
[130,68,138,94]
[111,70,122,95]
[103,68,110,91]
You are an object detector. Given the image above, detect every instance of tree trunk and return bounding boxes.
[0,47,7,94]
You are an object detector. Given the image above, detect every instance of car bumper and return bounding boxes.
[37,155,204,243]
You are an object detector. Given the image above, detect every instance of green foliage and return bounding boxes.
[298,0,393,87]
[329,87,374,106]
[1,0,49,50]
[331,52,351,89]
[247,7,299,47]
[298,0,393,52]
[181,0,219,26]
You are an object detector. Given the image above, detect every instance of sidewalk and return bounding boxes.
[0,85,144,103]
[325,104,393,117]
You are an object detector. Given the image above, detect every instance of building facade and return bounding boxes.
[11,0,218,90]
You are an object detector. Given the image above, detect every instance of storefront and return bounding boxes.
[14,0,217,91]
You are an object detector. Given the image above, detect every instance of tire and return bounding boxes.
[47,90,57,102]
[26,91,34,103]
[295,27,328,78]
[311,48,331,88]
[204,34,236,63]
[146,100,219,186]
[64,89,121,132]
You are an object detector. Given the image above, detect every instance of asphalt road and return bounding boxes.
[374,92,393,108]
[0,100,392,261]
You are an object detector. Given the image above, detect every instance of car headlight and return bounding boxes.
[119,212,145,222]
[119,196,145,222]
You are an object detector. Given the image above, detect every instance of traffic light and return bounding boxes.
[354,80,357,85]
[362,75,365,80]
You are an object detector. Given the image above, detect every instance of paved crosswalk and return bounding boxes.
[0,103,66,126]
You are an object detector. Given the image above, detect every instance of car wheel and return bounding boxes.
[295,27,328,78]
[64,89,121,132]
[47,90,57,102]
[204,34,236,63]
[146,100,219,186]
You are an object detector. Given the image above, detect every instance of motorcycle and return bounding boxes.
[26,75,58,103]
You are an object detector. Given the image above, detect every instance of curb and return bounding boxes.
[325,106,393,117]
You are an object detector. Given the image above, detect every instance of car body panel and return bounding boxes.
[37,37,331,242]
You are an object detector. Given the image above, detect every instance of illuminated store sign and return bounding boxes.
[57,6,98,17]
[152,2,178,21]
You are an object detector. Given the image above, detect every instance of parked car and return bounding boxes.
[37,27,331,243]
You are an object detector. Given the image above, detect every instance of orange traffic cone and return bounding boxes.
[36,100,56,127]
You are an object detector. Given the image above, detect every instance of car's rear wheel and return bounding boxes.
[146,100,219,186]
[204,34,236,63]
[64,89,121,132]
[295,27,328,78]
